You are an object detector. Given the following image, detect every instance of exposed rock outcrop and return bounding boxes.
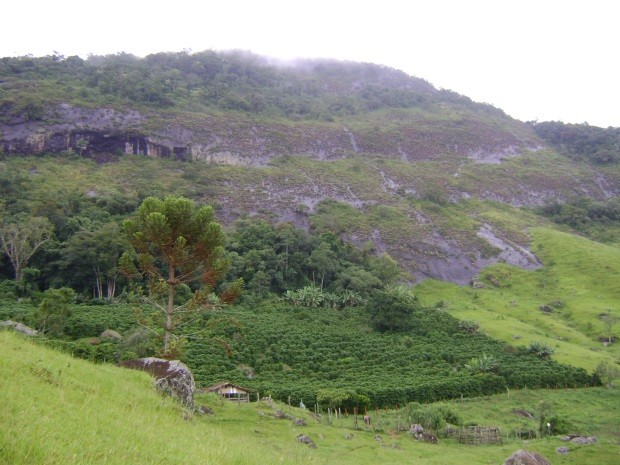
[503,449,551,465]
[0,320,38,336]
[119,358,195,410]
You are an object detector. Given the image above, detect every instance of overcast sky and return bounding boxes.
[3,0,619,127]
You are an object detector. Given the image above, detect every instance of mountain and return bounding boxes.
[0,51,618,284]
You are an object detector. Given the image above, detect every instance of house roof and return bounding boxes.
[203,381,251,393]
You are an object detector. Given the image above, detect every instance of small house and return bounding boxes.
[204,381,251,402]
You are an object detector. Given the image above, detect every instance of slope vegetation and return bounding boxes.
[415,228,620,371]
[1,331,618,465]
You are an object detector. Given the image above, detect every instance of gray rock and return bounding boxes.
[293,418,307,427]
[374,435,383,442]
[119,358,195,410]
[415,432,438,444]
[410,423,424,434]
[100,329,122,340]
[503,449,551,465]
[297,434,316,448]
[274,410,293,420]
[1,320,38,336]
[344,433,354,440]
[570,436,597,444]
[556,447,569,455]
[197,405,214,415]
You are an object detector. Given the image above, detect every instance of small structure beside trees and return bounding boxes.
[204,381,251,402]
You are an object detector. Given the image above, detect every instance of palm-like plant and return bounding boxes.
[465,353,499,373]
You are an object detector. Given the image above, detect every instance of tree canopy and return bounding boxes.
[121,196,241,356]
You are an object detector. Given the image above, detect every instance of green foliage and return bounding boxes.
[0,279,16,300]
[227,218,401,298]
[527,341,555,360]
[416,228,620,372]
[536,399,554,437]
[458,320,480,334]
[176,302,594,408]
[594,360,620,388]
[538,196,619,243]
[465,353,499,374]
[35,287,75,336]
[367,286,420,332]
[0,51,438,120]
[316,388,370,412]
[283,285,363,309]
[121,196,238,356]
[548,415,573,435]
[0,213,54,282]
[532,121,619,165]
[406,402,462,432]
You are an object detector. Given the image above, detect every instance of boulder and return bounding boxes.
[297,434,316,448]
[503,450,551,465]
[415,432,438,444]
[0,320,38,336]
[556,447,569,455]
[539,305,553,313]
[100,329,122,340]
[293,418,307,427]
[119,358,195,410]
[570,436,597,444]
[197,405,214,415]
[410,423,424,434]
[274,410,293,420]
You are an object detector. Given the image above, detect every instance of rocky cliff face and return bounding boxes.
[1,101,615,285]
[1,102,540,167]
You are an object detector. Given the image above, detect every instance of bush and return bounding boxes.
[367,286,419,332]
[406,403,461,434]
[549,415,573,435]
[527,341,555,359]
[35,287,75,337]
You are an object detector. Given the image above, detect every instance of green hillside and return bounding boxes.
[0,50,618,465]
[1,331,618,465]
[416,228,620,371]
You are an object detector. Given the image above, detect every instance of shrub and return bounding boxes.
[549,415,573,435]
[406,403,461,434]
[527,341,555,359]
[367,286,419,332]
[35,287,76,337]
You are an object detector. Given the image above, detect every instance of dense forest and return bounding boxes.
[0,50,495,122]
[531,121,619,164]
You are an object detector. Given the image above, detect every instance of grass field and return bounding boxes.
[1,331,618,465]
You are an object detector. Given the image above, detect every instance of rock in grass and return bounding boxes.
[1,320,38,336]
[119,358,195,410]
[556,447,569,455]
[197,405,214,415]
[297,434,317,448]
[293,418,307,426]
[503,449,551,465]
[274,410,292,420]
[570,436,597,444]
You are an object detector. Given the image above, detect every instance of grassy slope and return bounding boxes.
[1,331,618,465]
[0,331,313,465]
[415,228,620,371]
